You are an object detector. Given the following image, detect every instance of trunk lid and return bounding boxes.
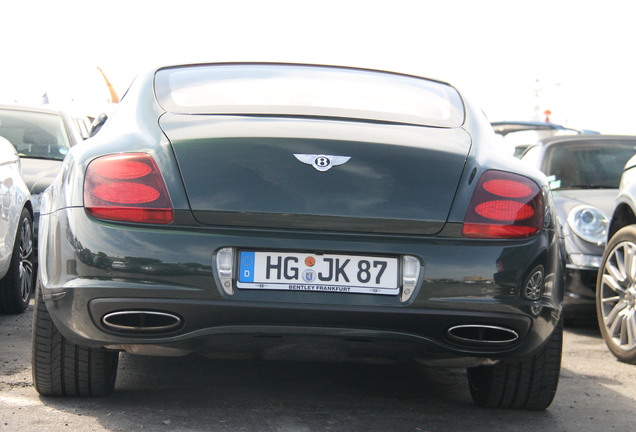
[160,114,471,235]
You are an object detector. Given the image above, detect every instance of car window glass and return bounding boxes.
[0,110,71,161]
[154,64,465,128]
[544,141,636,189]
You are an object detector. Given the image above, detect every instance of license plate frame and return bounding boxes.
[236,250,400,295]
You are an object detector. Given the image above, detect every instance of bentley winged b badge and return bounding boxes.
[294,154,351,172]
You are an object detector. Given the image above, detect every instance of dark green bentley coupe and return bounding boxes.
[33,63,564,409]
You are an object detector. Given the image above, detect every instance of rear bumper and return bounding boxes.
[43,287,557,364]
[39,208,564,365]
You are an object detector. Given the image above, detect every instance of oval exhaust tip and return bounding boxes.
[102,311,183,333]
[447,324,519,347]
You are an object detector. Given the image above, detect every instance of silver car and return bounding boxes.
[520,135,636,317]
[597,152,636,363]
[0,136,34,314]
[0,104,84,240]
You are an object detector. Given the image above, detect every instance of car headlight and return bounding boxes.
[567,205,609,245]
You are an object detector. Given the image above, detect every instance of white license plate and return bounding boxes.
[237,251,399,295]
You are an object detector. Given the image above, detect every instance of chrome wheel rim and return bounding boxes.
[524,270,543,301]
[18,216,34,303]
[599,241,636,352]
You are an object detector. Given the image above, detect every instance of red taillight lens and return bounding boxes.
[482,179,532,198]
[474,200,535,221]
[462,170,543,239]
[84,153,174,224]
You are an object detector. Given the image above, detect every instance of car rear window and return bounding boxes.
[154,64,465,128]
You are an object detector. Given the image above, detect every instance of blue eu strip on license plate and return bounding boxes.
[239,251,255,282]
[236,251,399,295]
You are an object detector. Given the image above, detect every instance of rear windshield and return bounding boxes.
[154,64,465,128]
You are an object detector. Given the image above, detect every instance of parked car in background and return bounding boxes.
[520,135,636,316]
[0,136,34,314]
[597,153,636,363]
[492,121,599,158]
[72,113,94,140]
[33,62,564,409]
[0,104,85,240]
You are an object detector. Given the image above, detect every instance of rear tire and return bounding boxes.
[467,317,562,410]
[0,208,35,314]
[31,276,119,396]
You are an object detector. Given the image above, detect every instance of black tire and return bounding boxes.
[467,317,562,410]
[31,277,119,396]
[0,208,35,314]
[596,225,636,364]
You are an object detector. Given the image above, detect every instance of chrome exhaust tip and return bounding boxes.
[446,324,519,347]
[102,310,183,333]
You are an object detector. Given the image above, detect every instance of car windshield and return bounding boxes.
[0,109,71,161]
[154,64,465,128]
[543,140,636,189]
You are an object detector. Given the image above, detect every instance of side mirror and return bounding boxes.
[89,113,108,138]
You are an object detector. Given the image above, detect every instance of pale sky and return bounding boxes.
[2,0,635,134]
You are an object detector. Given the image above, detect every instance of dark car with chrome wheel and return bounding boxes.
[33,63,564,409]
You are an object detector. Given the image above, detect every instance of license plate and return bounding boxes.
[237,251,399,295]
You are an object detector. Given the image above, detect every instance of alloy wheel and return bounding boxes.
[598,240,636,353]
[18,216,34,303]
[524,269,543,301]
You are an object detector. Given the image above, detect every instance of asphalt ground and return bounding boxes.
[1,304,635,432]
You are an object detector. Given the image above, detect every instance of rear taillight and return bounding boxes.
[462,170,543,239]
[84,153,174,224]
